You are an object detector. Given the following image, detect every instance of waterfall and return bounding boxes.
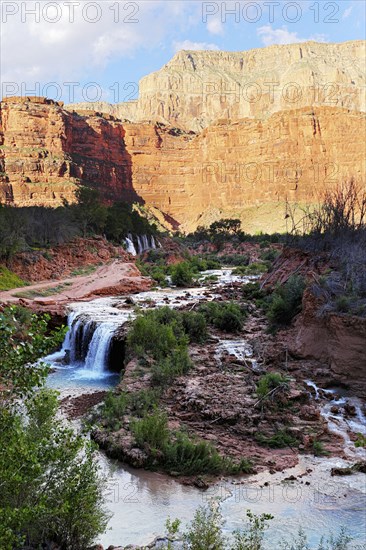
[126,234,160,255]
[142,235,149,251]
[125,235,137,256]
[84,323,116,374]
[137,235,143,254]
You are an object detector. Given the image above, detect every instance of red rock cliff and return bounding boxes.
[0,97,365,232]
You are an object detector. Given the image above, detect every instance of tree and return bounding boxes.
[170,262,194,287]
[74,186,108,236]
[0,306,109,548]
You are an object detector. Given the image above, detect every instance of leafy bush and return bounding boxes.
[131,409,170,450]
[233,510,274,550]
[199,301,246,332]
[181,311,208,343]
[182,504,226,550]
[256,372,289,399]
[127,315,182,360]
[170,262,195,287]
[267,275,306,329]
[151,348,193,387]
[260,248,280,262]
[242,282,266,301]
[312,439,328,456]
[99,391,129,430]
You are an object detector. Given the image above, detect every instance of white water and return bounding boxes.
[125,235,137,256]
[306,381,366,459]
[125,234,157,256]
[216,339,260,371]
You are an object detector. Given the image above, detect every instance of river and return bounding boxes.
[44,270,366,548]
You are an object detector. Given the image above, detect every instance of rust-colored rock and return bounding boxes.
[1,97,364,233]
[291,289,366,397]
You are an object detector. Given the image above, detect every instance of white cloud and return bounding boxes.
[342,6,353,19]
[173,40,219,52]
[207,18,224,36]
[257,25,327,47]
[0,1,200,94]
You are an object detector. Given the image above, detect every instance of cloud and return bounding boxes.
[342,6,353,19]
[257,25,327,46]
[173,40,219,52]
[207,18,224,36]
[0,1,200,92]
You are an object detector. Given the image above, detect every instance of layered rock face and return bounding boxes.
[1,96,365,232]
[68,40,366,132]
[0,97,136,206]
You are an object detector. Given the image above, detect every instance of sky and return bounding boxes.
[0,0,365,103]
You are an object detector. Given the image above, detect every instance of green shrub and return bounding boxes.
[181,311,208,343]
[242,282,266,301]
[199,301,246,332]
[130,410,252,476]
[131,409,170,450]
[127,315,181,360]
[233,510,274,550]
[260,248,280,262]
[312,439,328,456]
[151,348,193,387]
[335,295,352,313]
[355,433,366,448]
[100,391,129,429]
[170,262,195,287]
[267,275,306,328]
[128,388,161,416]
[183,505,226,550]
[256,372,289,399]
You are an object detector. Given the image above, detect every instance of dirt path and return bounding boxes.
[0,260,151,313]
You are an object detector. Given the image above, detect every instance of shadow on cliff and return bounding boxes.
[66,113,145,206]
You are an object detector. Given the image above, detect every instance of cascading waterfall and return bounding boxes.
[307,380,366,458]
[125,235,137,256]
[126,234,159,255]
[84,323,116,375]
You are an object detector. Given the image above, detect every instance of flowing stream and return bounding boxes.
[44,271,366,548]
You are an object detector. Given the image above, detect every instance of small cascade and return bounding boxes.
[45,303,133,380]
[125,235,137,256]
[84,323,116,375]
[142,235,149,251]
[216,339,260,371]
[307,380,366,458]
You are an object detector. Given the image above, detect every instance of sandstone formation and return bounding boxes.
[68,40,366,132]
[1,95,365,232]
[292,289,366,398]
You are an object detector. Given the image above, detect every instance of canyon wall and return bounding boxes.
[68,41,366,132]
[1,96,364,232]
